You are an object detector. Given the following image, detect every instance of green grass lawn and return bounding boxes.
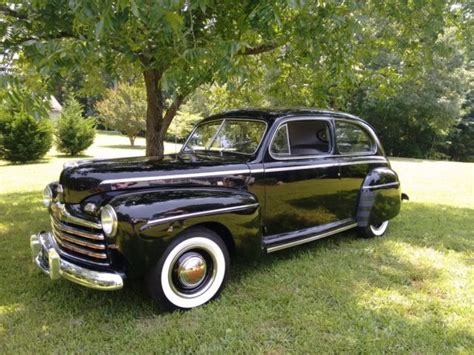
[1,132,473,353]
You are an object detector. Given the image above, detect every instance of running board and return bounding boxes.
[264,222,358,253]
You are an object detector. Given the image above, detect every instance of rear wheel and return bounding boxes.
[359,220,389,238]
[146,227,230,311]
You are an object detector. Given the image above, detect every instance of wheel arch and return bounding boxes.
[190,222,236,257]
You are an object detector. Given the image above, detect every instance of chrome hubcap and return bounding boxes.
[176,252,207,288]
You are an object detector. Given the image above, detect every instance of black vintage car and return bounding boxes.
[31,109,405,310]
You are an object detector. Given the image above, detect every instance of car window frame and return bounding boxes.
[334,118,378,156]
[182,117,269,156]
[268,116,335,160]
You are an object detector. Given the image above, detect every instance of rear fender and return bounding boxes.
[356,167,402,227]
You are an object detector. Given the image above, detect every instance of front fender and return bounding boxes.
[356,167,402,227]
[108,188,261,277]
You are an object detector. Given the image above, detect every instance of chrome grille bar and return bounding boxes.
[51,218,104,241]
[52,228,106,250]
[49,204,109,265]
[52,231,108,259]
[52,241,109,267]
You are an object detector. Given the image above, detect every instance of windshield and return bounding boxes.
[183,119,267,155]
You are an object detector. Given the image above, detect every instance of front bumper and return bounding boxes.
[30,232,124,291]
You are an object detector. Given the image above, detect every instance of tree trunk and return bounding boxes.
[129,135,135,147]
[143,69,184,157]
[143,69,165,157]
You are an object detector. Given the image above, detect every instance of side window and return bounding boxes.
[270,119,331,158]
[270,124,290,156]
[335,121,375,154]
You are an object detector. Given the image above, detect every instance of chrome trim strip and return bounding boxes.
[101,158,388,186]
[31,233,123,291]
[286,123,291,155]
[362,182,400,190]
[264,163,334,173]
[100,169,251,186]
[51,218,104,241]
[263,160,386,173]
[266,223,358,253]
[249,167,265,174]
[146,203,259,226]
[51,202,102,229]
[340,159,386,167]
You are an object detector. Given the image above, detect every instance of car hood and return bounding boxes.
[60,152,253,203]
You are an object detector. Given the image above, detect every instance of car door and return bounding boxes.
[262,117,341,236]
[335,119,388,220]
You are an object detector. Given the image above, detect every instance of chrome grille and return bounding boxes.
[50,214,109,266]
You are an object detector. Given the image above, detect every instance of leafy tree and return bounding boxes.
[185,4,471,159]
[0,111,52,163]
[166,103,202,142]
[96,83,146,146]
[55,97,95,156]
[2,1,460,157]
[448,117,474,162]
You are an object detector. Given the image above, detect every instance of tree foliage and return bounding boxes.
[96,83,146,146]
[447,117,474,162]
[55,97,95,156]
[183,3,472,159]
[166,104,202,142]
[1,1,471,159]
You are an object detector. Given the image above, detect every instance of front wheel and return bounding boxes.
[359,220,389,238]
[146,227,230,311]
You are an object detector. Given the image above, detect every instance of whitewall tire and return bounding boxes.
[359,220,390,238]
[146,227,230,311]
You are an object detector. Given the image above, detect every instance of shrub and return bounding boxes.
[96,83,146,146]
[0,111,52,163]
[55,98,95,156]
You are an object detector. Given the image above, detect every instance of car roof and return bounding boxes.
[203,108,368,125]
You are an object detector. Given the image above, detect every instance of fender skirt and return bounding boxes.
[356,167,402,227]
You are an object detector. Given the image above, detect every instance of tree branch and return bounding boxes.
[163,94,185,128]
[0,4,28,20]
[238,43,280,56]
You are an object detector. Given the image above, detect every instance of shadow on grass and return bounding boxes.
[0,158,53,167]
[1,193,473,352]
[100,144,145,150]
[0,155,94,167]
[53,154,94,159]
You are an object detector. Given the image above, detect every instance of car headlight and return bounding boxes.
[43,185,53,208]
[101,205,118,237]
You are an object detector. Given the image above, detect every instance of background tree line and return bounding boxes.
[1,1,472,162]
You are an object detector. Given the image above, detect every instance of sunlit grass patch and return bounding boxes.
[0,304,24,316]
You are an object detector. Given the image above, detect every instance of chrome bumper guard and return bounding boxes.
[30,232,123,291]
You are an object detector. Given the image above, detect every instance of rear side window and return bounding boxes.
[270,119,331,158]
[335,121,375,154]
